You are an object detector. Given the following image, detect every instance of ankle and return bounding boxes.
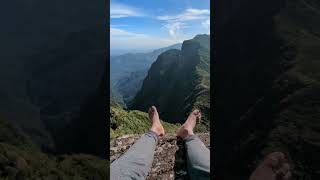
[150,126,163,136]
[177,127,194,139]
[184,124,195,134]
[150,127,157,134]
[185,129,194,138]
[149,128,160,136]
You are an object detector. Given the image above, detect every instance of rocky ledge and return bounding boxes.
[110,133,210,179]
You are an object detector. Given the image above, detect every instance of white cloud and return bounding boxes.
[110,28,147,37]
[186,9,210,15]
[110,2,143,18]
[163,22,187,39]
[157,8,209,22]
[157,8,210,39]
[202,18,210,34]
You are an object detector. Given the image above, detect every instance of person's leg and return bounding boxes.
[177,110,210,180]
[249,152,291,180]
[110,106,165,180]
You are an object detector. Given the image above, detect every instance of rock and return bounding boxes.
[110,133,210,179]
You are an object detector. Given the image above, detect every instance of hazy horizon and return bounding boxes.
[110,42,183,56]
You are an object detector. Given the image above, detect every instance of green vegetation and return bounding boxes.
[0,2,108,178]
[0,144,107,180]
[115,69,147,105]
[0,119,107,179]
[214,0,320,179]
[111,43,182,105]
[110,106,180,139]
[130,35,210,131]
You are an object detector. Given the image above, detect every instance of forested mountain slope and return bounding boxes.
[214,0,320,179]
[131,35,210,131]
[111,43,181,105]
[0,119,107,179]
[0,0,107,178]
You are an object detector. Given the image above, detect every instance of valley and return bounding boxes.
[0,0,107,179]
[110,43,182,106]
[110,34,211,138]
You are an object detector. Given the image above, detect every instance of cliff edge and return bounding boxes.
[110,133,210,179]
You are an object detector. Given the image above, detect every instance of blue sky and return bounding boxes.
[110,0,210,53]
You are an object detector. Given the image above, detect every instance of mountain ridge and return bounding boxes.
[214,0,320,179]
[111,43,182,105]
[130,35,210,130]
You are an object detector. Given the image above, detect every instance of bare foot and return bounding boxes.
[149,106,165,136]
[177,109,201,139]
[249,152,291,180]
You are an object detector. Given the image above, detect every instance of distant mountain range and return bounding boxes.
[110,43,182,86]
[114,69,148,105]
[110,43,182,105]
[130,34,210,131]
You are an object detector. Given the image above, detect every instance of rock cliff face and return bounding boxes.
[24,29,106,155]
[0,0,107,178]
[110,133,210,179]
[214,0,320,179]
[0,0,106,156]
[130,35,210,130]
